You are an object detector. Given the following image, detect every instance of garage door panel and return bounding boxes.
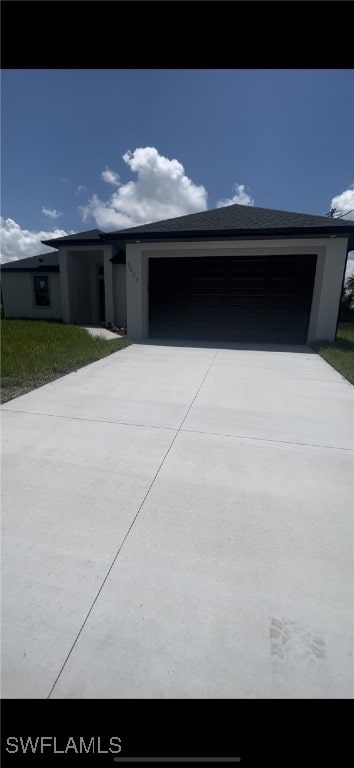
[187,294,225,307]
[158,294,225,308]
[269,295,311,308]
[226,313,266,329]
[190,264,225,275]
[227,295,266,307]
[149,255,316,343]
[190,280,225,292]
[229,278,266,289]
[270,281,312,295]
[186,315,224,328]
[268,310,306,327]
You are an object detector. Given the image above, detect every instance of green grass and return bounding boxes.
[1,319,130,402]
[311,323,354,385]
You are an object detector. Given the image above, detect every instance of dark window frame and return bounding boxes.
[33,275,50,307]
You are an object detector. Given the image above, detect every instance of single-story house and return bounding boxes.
[2,203,354,344]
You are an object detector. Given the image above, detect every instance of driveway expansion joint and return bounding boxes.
[46,352,219,699]
[1,408,177,432]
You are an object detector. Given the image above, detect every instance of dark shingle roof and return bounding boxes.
[105,203,354,245]
[41,228,103,247]
[1,252,59,272]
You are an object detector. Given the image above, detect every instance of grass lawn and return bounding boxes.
[311,323,354,385]
[1,319,130,403]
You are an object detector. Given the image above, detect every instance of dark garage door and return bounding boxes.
[149,254,317,344]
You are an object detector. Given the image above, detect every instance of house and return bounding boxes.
[2,204,354,344]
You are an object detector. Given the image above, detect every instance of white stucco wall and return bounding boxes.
[126,245,149,338]
[307,238,348,342]
[1,271,62,320]
[126,237,349,343]
[113,264,127,326]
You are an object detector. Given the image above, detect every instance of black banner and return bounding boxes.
[1,698,349,767]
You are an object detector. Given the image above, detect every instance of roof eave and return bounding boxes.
[41,238,106,248]
[1,265,60,273]
[103,226,353,244]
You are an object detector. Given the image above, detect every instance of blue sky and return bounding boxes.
[1,69,354,269]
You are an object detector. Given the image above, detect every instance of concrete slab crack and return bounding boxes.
[181,428,354,453]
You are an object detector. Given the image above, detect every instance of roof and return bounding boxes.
[42,228,103,247]
[29,205,354,253]
[105,203,354,248]
[1,251,60,272]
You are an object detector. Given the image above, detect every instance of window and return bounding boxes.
[34,276,50,306]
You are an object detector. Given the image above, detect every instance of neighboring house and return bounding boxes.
[2,204,354,344]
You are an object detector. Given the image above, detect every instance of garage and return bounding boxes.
[149,254,317,344]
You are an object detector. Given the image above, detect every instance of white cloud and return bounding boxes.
[217,183,255,208]
[346,258,354,282]
[0,217,71,263]
[75,185,87,196]
[330,188,354,278]
[101,168,120,187]
[42,206,63,219]
[80,147,208,230]
[330,187,354,219]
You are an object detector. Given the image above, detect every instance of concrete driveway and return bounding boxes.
[1,341,353,698]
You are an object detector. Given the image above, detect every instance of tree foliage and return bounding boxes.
[339,271,354,322]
